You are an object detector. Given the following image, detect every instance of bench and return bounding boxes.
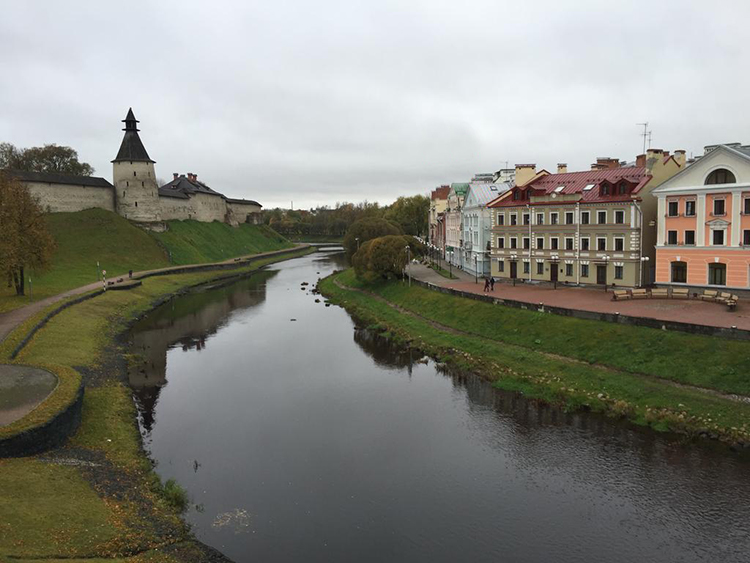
[672,287,689,299]
[700,290,719,302]
[612,289,631,301]
[631,288,649,299]
[651,288,669,298]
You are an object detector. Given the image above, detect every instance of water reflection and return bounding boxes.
[129,251,750,563]
[128,270,274,433]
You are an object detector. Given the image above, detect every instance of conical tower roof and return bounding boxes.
[112,108,155,163]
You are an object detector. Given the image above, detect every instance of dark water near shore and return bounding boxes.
[129,250,750,562]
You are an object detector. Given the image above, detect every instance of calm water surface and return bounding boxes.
[129,250,750,562]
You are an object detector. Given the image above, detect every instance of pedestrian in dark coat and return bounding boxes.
[483,277,490,292]
[490,277,495,291]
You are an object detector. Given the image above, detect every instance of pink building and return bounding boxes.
[653,143,750,289]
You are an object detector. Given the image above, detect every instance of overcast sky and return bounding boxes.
[1,1,747,209]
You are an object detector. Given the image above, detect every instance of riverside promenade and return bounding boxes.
[409,262,750,332]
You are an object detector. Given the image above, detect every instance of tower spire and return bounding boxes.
[123,108,140,132]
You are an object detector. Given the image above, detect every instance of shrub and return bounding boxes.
[343,217,402,259]
[161,478,189,513]
[353,235,419,281]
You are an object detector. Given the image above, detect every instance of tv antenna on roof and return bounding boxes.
[637,122,649,154]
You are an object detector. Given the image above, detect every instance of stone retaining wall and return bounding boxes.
[0,377,84,457]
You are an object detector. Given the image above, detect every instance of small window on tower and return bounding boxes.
[135,201,138,207]
[133,171,137,177]
[141,182,144,187]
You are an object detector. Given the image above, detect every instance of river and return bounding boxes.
[128,249,750,562]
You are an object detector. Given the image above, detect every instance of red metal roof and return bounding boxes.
[489,166,651,208]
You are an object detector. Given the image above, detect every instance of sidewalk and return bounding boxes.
[409,263,750,331]
[0,244,309,345]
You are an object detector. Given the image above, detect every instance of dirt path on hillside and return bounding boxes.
[332,278,750,405]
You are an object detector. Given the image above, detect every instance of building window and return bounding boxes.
[712,230,725,246]
[510,213,517,226]
[135,201,138,207]
[615,210,625,224]
[565,212,574,225]
[614,238,624,251]
[536,262,544,275]
[523,213,530,225]
[705,169,736,185]
[614,265,623,280]
[536,237,544,249]
[497,214,505,226]
[550,212,559,225]
[523,262,530,274]
[581,264,589,278]
[510,237,517,249]
[685,200,696,217]
[685,230,695,245]
[565,263,573,277]
[601,184,610,195]
[581,211,590,225]
[667,230,678,245]
[581,238,590,251]
[597,237,606,251]
[133,171,137,177]
[668,201,679,217]
[744,230,750,246]
[497,237,505,249]
[523,237,530,249]
[498,261,504,272]
[713,199,726,216]
[671,261,687,283]
[565,237,574,250]
[618,182,628,195]
[551,237,559,250]
[744,198,750,215]
[597,211,607,224]
[536,213,544,225]
[708,263,727,286]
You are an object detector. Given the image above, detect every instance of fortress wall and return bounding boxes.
[27,182,115,213]
[159,196,195,221]
[191,192,227,223]
[227,201,262,225]
[113,160,161,222]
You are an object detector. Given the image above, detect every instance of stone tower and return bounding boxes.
[112,108,161,223]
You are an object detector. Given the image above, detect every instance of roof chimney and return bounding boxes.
[595,157,620,169]
[557,163,568,174]
[173,173,179,180]
[514,163,537,187]
[636,154,646,167]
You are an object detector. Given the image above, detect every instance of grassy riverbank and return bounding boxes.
[319,269,750,447]
[0,247,313,562]
[0,209,293,313]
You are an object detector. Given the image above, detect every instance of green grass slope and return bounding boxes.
[0,209,170,312]
[151,220,292,265]
[0,211,292,313]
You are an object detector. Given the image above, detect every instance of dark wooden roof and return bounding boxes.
[112,108,154,163]
[4,169,113,188]
[226,198,261,207]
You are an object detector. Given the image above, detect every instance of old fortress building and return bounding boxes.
[10,109,262,228]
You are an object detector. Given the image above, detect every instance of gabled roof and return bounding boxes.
[159,175,224,198]
[652,144,750,193]
[490,167,650,208]
[464,182,511,209]
[4,169,113,189]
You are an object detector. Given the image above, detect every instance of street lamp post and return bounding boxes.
[474,254,478,284]
[510,253,517,287]
[448,250,453,278]
[405,245,411,287]
[603,255,610,292]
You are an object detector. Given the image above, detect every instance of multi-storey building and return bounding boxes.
[488,151,683,287]
[428,185,450,253]
[462,182,510,277]
[445,183,469,268]
[652,143,750,289]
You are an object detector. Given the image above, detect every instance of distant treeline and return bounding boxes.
[262,195,429,239]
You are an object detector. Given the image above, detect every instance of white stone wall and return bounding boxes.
[113,160,161,222]
[159,196,195,221]
[227,201,262,225]
[190,192,227,222]
[26,181,115,213]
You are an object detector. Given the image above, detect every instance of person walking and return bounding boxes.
[483,277,490,293]
[490,276,495,291]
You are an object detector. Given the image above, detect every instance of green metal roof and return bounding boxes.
[451,182,470,195]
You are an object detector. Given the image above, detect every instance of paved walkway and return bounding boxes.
[410,263,750,331]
